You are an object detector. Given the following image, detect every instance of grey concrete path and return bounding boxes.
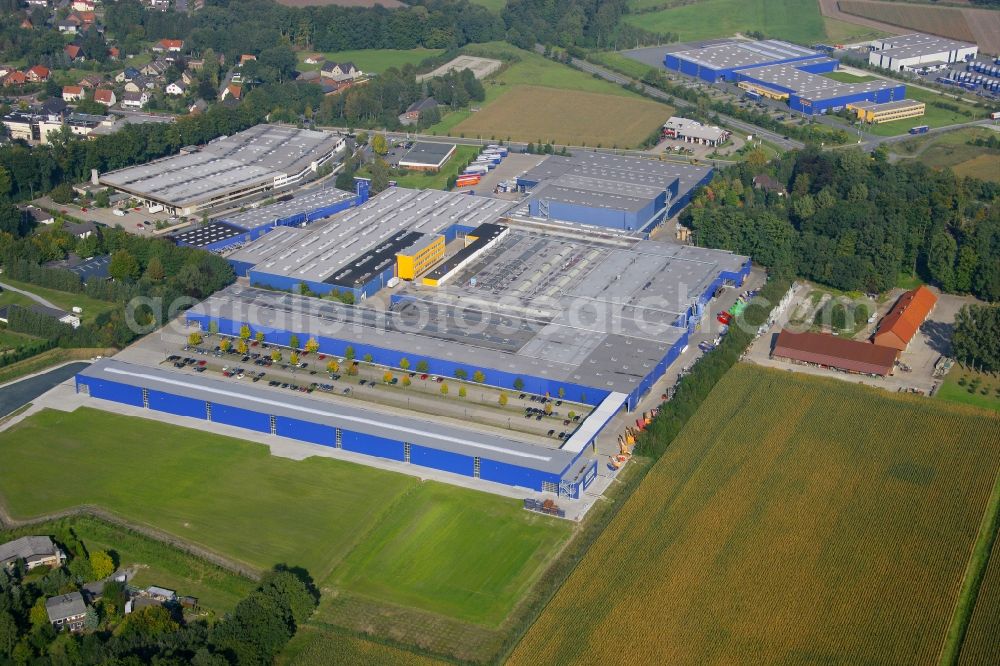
[0,281,60,310]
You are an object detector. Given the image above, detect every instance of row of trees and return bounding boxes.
[103,0,503,64]
[503,0,665,50]
[951,304,1000,372]
[681,147,1000,301]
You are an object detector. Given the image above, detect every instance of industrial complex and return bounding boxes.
[664,39,907,114]
[867,34,977,73]
[99,125,346,215]
[72,133,751,498]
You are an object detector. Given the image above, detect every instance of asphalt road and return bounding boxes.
[0,361,89,418]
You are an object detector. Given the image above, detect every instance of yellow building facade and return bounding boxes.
[396,234,445,281]
[846,99,925,124]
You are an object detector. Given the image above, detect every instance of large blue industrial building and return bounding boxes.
[664,39,907,114]
[516,153,713,233]
[76,359,602,497]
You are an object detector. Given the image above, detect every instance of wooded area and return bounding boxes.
[682,148,1000,302]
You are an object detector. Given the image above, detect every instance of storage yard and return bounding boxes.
[99,125,346,216]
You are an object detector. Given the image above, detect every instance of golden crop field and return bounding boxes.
[451,85,669,148]
[958,538,1000,666]
[508,365,1000,665]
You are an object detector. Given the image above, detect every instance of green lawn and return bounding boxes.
[0,408,570,625]
[937,366,1000,413]
[0,278,116,325]
[822,16,888,44]
[0,329,39,352]
[297,48,443,74]
[823,71,877,83]
[328,482,570,625]
[467,0,505,11]
[279,626,444,666]
[360,145,481,190]
[427,42,650,139]
[888,127,1000,183]
[3,516,255,616]
[624,0,828,44]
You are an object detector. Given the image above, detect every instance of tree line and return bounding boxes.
[681,147,1000,302]
[0,221,234,349]
[0,522,318,665]
[502,0,667,50]
[952,304,1000,373]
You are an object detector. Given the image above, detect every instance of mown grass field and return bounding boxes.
[451,85,668,147]
[467,0,505,12]
[889,127,1000,184]
[0,408,571,627]
[937,365,1000,413]
[296,48,443,74]
[427,43,668,146]
[509,365,1000,664]
[624,0,828,44]
[279,626,445,666]
[0,277,117,325]
[2,516,255,616]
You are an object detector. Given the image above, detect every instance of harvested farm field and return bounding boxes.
[451,85,669,148]
[837,0,1000,53]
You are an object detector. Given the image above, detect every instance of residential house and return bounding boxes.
[0,66,11,78]
[41,98,67,116]
[74,11,95,26]
[321,61,361,82]
[26,65,50,83]
[0,536,67,570]
[3,71,27,87]
[123,77,154,93]
[45,592,87,632]
[187,58,205,70]
[752,174,787,197]
[94,88,115,106]
[180,70,194,85]
[107,46,121,60]
[25,0,49,6]
[147,0,170,11]
[1,111,36,140]
[57,20,78,34]
[78,74,104,88]
[140,60,169,77]
[64,44,84,62]
[239,54,256,66]
[153,39,184,53]
[0,304,81,329]
[188,98,207,114]
[221,84,242,101]
[62,220,97,241]
[72,0,95,10]
[165,80,187,96]
[121,91,149,109]
[399,97,438,125]
[20,18,33,30]
[304,55,323,65]
[115,66,140,82]
[23,206,54,226]
[63,85,84,102]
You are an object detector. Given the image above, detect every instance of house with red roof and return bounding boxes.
[62,85,84,102]
[93,88,116,106]
[64,44,84,62]
[153,39,184,53]
[26,65,50,82]
[873,285,938,352]
[3,71,27,87]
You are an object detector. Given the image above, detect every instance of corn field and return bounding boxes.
[508,365,1000,665]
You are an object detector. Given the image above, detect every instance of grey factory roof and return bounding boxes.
[873,33,975,60]
[172,221,247,249]
[0,536,60,567]
[80,359,579,474]
[848,99,925,112]
[529,182,653,213]
[221,187,356,231]
[191,230,747,394]
[99,125,342,208]
[522,152,710,193]
[46,592,86,622]
[398,142,456,168]
[738,58,895,100]
[246,188,514,285]
[672,39,818,71]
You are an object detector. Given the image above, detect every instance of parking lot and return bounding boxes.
[32,195,186,237]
